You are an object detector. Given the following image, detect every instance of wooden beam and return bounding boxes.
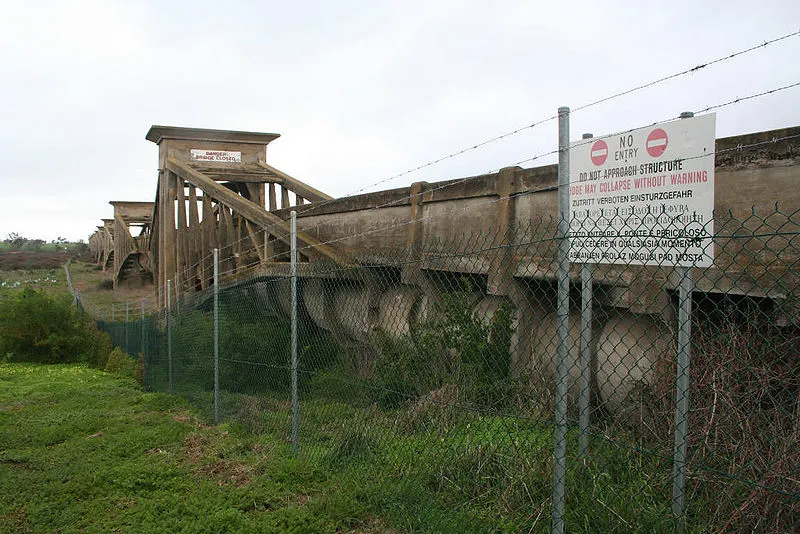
[188,185,200,288]
[235,214,243,273]
[201,195,213,288]
[281,185,290,209]
[167,158,350,264]
[162,171,178,304]
[268,183,276,211]
[245,220,265,264]
[257,162,332,202]
[176,182,188,294]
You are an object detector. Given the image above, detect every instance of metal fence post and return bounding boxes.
[214,248,220,425]
[579,264,594,457]
[125,301,130,354]
[140,298,146,358]
[578,133,594,458]
[167,279,173,395]
[290,210,299,457]
[672,110,696,526]
[552,105,571,534]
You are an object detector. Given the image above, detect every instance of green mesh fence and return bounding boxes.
[97,204,799,532]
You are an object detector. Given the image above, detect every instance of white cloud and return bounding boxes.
[0,0,798,241]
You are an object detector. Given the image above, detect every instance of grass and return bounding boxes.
[3,264,768,531]
[67,261,153,312]
[0,364,389,533]
[0,267,65,294]
[216,375,690,533]
[0,255,153,315]
[1,362,694,533]
[0,242,86,253]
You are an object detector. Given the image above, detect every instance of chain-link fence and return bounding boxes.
[97,204,799,532]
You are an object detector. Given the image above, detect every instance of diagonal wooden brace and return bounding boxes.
[166,158,350,265]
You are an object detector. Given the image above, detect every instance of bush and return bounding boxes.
[641,304,800,532]
[0,288,114,366]
[84,323,115,368]
[687,312,799,532]
[372,288,515,410]
[104,347,141,381]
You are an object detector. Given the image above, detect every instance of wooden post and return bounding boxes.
[281,184,290,209]
[268,183,277,211]
[176,180,188,296]
[188,186,200,290]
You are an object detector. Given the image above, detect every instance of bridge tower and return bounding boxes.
[146,125,345,307]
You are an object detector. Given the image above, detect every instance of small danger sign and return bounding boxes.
[190,149,242,163]
[646,128,668,158]
[591,140,609,166]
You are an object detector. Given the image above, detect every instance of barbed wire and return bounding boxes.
[89,38,800,289]
[290,29,800,219]
[275,81,800,259]
[108,127,798,313]
[133,130,800,294]
[88,121,799,317]
[273,75,800,243]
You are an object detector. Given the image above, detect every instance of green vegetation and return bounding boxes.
[8,267,788,531]
[0,267,64,293]
[0,364,382,533]
[371,289,515,410]
[1,363,689,533]
[1,233,88,254]
[0,288,113,368]
[202,289,690,532]
[66,260,152,311]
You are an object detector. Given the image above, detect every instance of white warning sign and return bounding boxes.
[569,113,716,267]
[190,149,242,163]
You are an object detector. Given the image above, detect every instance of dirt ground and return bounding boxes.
[0,251,72,270]
[0,252,154,314]
[67,261,155,314]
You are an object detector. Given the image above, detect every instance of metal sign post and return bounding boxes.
[551,106,571,534]
[672,111,697,526]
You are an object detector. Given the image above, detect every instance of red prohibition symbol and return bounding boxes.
[646,128,669,158]
[590,140,608,166]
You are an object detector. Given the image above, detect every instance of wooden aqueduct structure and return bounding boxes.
[88,123,799,410]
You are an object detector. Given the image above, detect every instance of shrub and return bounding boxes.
[372,288,515,410]
[687,312,799,532]
[84,324,115,368]
[0,288,114,366]
[105,347,138,377]
[97,279,114,291]
[640,304,799,532]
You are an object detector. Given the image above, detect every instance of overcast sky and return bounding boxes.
[1,0,798,241]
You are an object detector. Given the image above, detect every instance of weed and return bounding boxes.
[326,426,381,464]
[371,287,516,411]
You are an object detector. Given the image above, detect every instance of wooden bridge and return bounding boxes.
[89,123,799,312]
[87,123,799,410]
